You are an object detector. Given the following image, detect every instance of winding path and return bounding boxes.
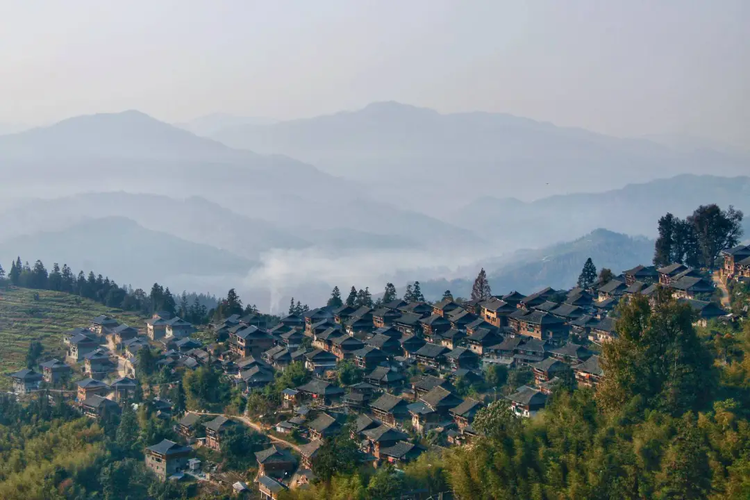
[712,271,731,309]
[193,411,301,452]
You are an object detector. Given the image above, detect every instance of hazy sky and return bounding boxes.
[0,0,748,146]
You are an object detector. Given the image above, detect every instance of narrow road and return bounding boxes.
[712,271,731,309]
[193,411,301,452]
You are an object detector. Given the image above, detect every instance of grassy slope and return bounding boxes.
[0,287,144,388]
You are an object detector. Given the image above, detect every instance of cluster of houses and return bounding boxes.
[6,256,736,497]
[721,244,750,285]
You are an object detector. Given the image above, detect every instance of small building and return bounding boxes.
[440,329,468,350]
[352,346,387,371]
[372,307,403,328]
[76,377,110,401]
[304,349,338,376]
[365,334,403,356]
[623,265,658,285]
[597,280,628,301]
[364,366,406,391]
[282,388,299,409]
[145,439,192,480]
[480,297,516,328]
[450,398,483,430]
[307,412,341,440]
[204,415,237,451]
[255,445,296,478]
[507,385,547,418]
[520,287,556,309]
[110,377,138,402]
[66,331,100,363]
[297,378,345,405]
[549,343,592,364]
[574,355,603,388]
[299,439,323,469]
[679,299,728,326]
[590,317,617,344]
[230,325,275,358]
[109,324,138,348]
[258,474,287,500]
[466,328,503,356]
[393,313,424,337]
[658,263,691,286]
[91,315,120,334]
[444,347,480,370]
[408,386,463,434]
[362,425,410,459]
[379,441,425,464]
[83,348,116,380]
[411,375,453,400]
[670,276,714,300]
[80,394,121,419]
[330,335,366,361]
[531,358,568,385]
[509,309,568,343]
[177,412,202,439]
[39,359,72,385]
[147,313,172,340]
[10,368,43,395]
[239,365,275,390]
[399,335,426,357]
[370,393,411,427]
[446,309,478,330]
[343,382,377,410]
[414,343,450,369]
[419,314,452,337]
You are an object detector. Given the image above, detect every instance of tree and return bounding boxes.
[136,349,158,378]
[355,287,373,308]
[9,257,21,285]
[654,213,676,267]
[161,288,176,316]
[116,404,140,456]
[403,283,414,302]
[599,268,615,285]
[655,413,712,499]
[412,281,425,302]
[223,288,243,318]
[598,294,715,415]
[442,290,454,301]
[327,286,343,308]
[345,286,358,307]
[222,425,266,470]
[687,204,744,269]
[382,283,398,304]
[338,360,362,386]
[59,264,74,293]
[577,258,598,289]
[47,263,62,291]
[368,465,405,500]
[26,341,43,368]
[471,268,492,301]
[672,218,700,267]
[312,431,360,482]
[171,381,186,415]
[0,263,5,283]
[288,297,296,315]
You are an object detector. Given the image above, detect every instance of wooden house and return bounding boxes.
[480,297,516,327]
[419,314,451,337]
[440,329,468,350]
[450,398,483,430]
[255,445,296,478]
[80,395,120,419]
[446,309,479,330]
[623,265,658,285]
[66,330,100,363]
[411,375,454,400]
[204,415,237,451]
[297,378,344,405]
[520,288,556,309]
[239,366,275,390]
[466,328,502,356]
[432,299,462,318]
[414,343,450,369]
[408,386,463,434]
[258,475,287,500]
[304,349,338,375]
[399,335,426,357]
[83,349,115,380]
[343,381,377,409]
[574,355,603,388]
[590,317,617,344]
[330,335,365,360]
[365,366,405,391]
[39,359,71,385]
[76,378,109,401]
[679,299,728,326]
[507,386,547,418]
[365,333,402,356]
[110,377,137,402]
[658,263,691,286]
[230,325,274,358]
[379,441,425,465]
[299,440,322,470]
[670,276,714,300]
[549,342,592,364]
[362,425,410,459]
[10,368,43,395]
[177,413,202,440]
[145,439,192,480]
[597,280,628,301]
[307,412,341,440]
[393,313,423,336]
[531,358,568,385]
[444,347,479,370]
[721,245,750,281]
[509,309,568,343]
[147,313,172,340]
[91,315,119,334]
[398,302,433,317]
[352,346,387,371]
[372,307,403,328]
[370,393,411,426]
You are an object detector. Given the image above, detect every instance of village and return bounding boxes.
[7,243,750,499]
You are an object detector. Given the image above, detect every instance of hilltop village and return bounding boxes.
[7,242,749,498]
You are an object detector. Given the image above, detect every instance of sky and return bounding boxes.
[0,0,748,146]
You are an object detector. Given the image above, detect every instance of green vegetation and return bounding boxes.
[0,287,143,387]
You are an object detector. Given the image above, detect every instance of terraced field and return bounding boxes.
[0,287,144,388]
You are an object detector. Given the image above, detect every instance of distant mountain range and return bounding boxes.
[421,229,654,299]
[212,101,750,210]
[175,113,277,137]
[0,217,254,289]
[447,174,750,249]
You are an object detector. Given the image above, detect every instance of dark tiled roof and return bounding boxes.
[298,439,323,458]
[179,413,201,428]
[444,347,478,361]
[598,280,628,294]
[550,342,592,360]
[363,425,409,443]
[592,317,617,333]
[449,398,483,418]
[367,366,405,384]
[415,343,450,358]
[370,393,408,413]
[307,413,339,433]
[297,379,344,396]
[10,368,43,380]
[507,385,547,406]
[147,439,191,456]
[421,386,462,410]
[204,415,235,432]
[77,378,108,388]
[531,357,566,372]
[255,445,295,464]
[413,375,451,392]
[575,355,603,376]
[258,475,286,493]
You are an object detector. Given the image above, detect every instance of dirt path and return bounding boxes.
[193,411,301,452]
[713,271,731,309]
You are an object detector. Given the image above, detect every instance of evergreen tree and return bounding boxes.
[471,269,491,301]
[76,271,86,295]
[442,290,454,301]
[687,204,744,269]
[224,288,243,317]
[162,288,176,316]
[345,286,357,307]
[149,283,164,313]
[8,258,20,285]
[116,404,140,456]
[288,297,296,315]
[654,213,676,267]
[60,264,74,292]
[672,218,700,266]
[0,263,4,282]
[412,281,425,302]
[403,284,414,302]
[48,263,62,291]
[382,283,398,304]
[172,381,186,414]
[327,286,343,308]
[577,258,598,289]
[26,341,43,369]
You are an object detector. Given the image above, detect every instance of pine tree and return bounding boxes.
[346,287,358,307]
[116,404,140,456]
[47,263,62,291]
[577,258,598,289]
[327,286,343,308]
[9,257,21,285]
[471,269,491,301]
[162,287,176,316]
[442,290,453,301]
[382,283,398,304]
[289,297,296,315]
[404,284,414,302]
[654,213,676,267]
[0,263,5,282]
[60,264,74,292]
[412,281,425,302]
[224,288,243,317]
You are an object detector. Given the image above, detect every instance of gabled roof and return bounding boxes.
[304,349,338,363]
[467,328,502,344]
[370,393,410,413]
[234,325,272,340]
[82,394,119,409]
[178,413,201,428]
[507,385,547,406]
[92,315,119,326]
[366,366,405,384]
[366,334,400,349]
[412,375,452,392]
[384,299,409,310]
[444,347,478,361]
[379,441,424,460]
[415,343,450,359]
[671,276,713,292]
[420,314,450,326]
[255,445,295,464]
[240,366,274,384]
[569,315,599,328]
[551,342,592,360]
[722,244,750,257]
[112,324,137,334]
[575,355,603,376]
[297,378,344,396]
[111,377,137,387]
[10,368,43,380]
[146,439,191,456]
[77,377,109,388]
[502,291,527,302]
[363,425,409,443]
[299,439,323,459]
[598,279,628,294]
[316,327,344,341]
[593,297,620,309]
[441,328,468,341]
[658,263,689,275]
[480,297,514,313]
[68,332,99,345]
[307,413,340,434]
[420,386,462,411]
[450,398,483,418]
[331,335,365,348]
[521,287,555,305]
[549,303,584,319]
[258,475,286,494]
[625,281,648,294]
[535,300,559,312]
[39,358,69,370]
[531,357,566,372]
[623,265,657,278]
[393,312,423,326]
[355,414,381,434]
[592,317,617,334]
[352,345,385,359]
[205,415,235,432]
[678,298,728,318]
